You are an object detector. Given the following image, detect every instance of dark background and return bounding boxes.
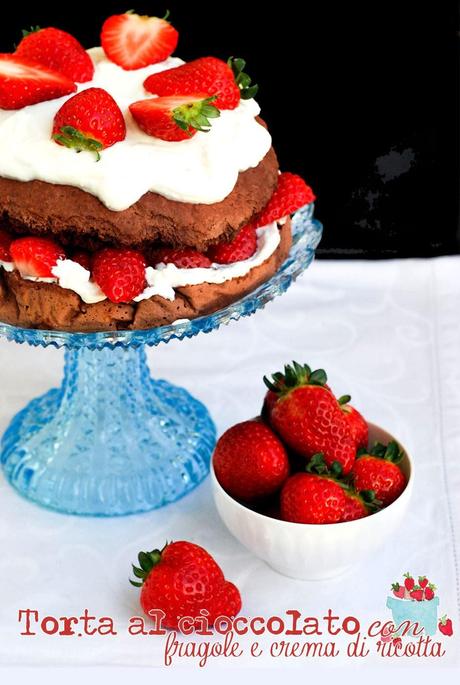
[1,2,458,258]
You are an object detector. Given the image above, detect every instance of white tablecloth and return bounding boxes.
[0,257,459,673]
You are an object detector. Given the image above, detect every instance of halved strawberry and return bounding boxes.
[52,88,126,159]
[129,95,219,142]
[101,11,178,70]
[93,248,146,303]
[15,27,94,83]
[207,224,257,264]
[10,237,65,278]
[0,229,12,261]
[144,56,257,110]
[151,248,212,268]
[251,173,316,229]
[0,54,76,110]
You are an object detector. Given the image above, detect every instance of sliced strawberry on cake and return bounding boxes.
[10,237,65,279]
[101,11,178,70]
[0,54,76,109]
[129,95,220,141]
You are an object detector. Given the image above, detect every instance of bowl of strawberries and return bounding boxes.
[211,362,413,580]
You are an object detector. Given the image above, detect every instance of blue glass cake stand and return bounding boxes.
[0,205,322,516]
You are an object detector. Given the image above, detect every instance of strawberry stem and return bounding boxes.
[264,362,327,395]
[172,96,220,135]
[338,394,351,405]
[129,548,162,587]
[228,57,259,99]
[53,125,104,161]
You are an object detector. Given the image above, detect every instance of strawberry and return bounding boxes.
[151,247,211,268]
[129,95,219,142]
[101,11,178,70]
[438,615,453,637]
[130,541,241,629]
[250,173,316,229]
[207,224,257,264]
[0,229,12,261]
[281,472,347,524]
[351,441,407,506]
[92,248,146,303]
[391,582,405,599]
[424,583,436,600]
[338,395,368,449]
[403,572,415,591]
[393,637,402,647]
[262,389,279,422]
[264,363,356,475]
[213,420,289,501]
[144,56,258,111]
[15,27,94,83]
[340,490,380,522]
[0,54,76,110]
[418,576,428,588]
[71,250,91,271]
[410,586,424,602]
[10,236,65,278]
[52,87,126,160]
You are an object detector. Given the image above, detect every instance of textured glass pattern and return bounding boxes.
[0,206,322,516]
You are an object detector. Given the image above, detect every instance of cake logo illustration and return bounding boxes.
[385,572,453,639]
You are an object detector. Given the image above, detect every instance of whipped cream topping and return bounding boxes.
[0,48,272,210]
[0,222,281,304]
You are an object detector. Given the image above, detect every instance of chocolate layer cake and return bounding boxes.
[0,15,314,332]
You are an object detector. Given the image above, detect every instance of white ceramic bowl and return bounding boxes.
[211,422,413,580]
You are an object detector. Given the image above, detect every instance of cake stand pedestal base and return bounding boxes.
[1,346,216,516]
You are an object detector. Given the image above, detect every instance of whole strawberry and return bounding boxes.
[207,224,257,264]
[52,87,126,160]
[438,615,453,637]
[93,248,146,303]
[0,229,12,261]
[403,572,415,591]
[16,26,94,82]
[391,582,405,599]
[213,420,289,501]
[130,541,241,629]
[10,236,65,278]
[0,54,76,110]
[340,489,379,522]
[424,583,436,601]
[418,575,428,588]
[351,441,407,506]
[144,56,258,110]
[265,362,356,475]
[251,173,315,228]
[129,95,220,142]
[338,395,368,449]
[152,247,212,269]
[281,472,347,524]
[101,11,178,70]
[410,586,424,602]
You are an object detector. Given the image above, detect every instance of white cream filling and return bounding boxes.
[0,222,282,304]
[0,48,272,210]
[0,260,14,272]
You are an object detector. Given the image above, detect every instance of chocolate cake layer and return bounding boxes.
[0,147,279,253]
[0,220,291,332]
